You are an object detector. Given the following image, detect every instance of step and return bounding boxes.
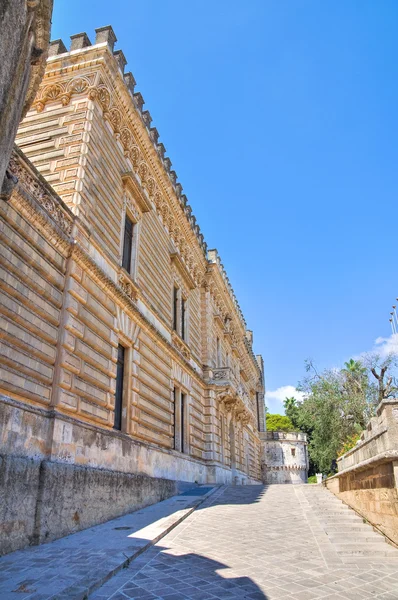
[327,534,385,543]
[319,518,364,524]
[335,544,398,556]
[325,527,374,534]
[314,510,354,515]
[340,556,398,565]
[331,537,386,545]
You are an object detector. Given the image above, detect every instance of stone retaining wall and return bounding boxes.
[0,452,177,556]
[325,398,398,545]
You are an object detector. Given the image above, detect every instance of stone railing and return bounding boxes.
[336,398,398,473]
[211,366,237,386]
[325,398,398,545]
[7,146,74,238]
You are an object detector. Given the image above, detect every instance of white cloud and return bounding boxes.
[372,333,398,357]
[264,385,305,415]
[355,333,398,363]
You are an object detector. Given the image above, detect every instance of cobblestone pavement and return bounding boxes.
[91,485,398,600]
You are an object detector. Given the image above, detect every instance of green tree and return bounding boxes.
[284,396,301,429]
[280,356,398,475]
[342,358,367,376]
[295,357,386,474]
[266,413,294,432]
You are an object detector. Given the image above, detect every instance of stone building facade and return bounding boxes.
[261,431,308,484]
[0,26,266,553]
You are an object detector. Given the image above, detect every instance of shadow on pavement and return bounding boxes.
[96,543,268,599]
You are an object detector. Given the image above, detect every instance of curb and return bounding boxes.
[54,485,224,600]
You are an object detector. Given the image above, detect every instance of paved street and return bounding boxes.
[91,485,398,600]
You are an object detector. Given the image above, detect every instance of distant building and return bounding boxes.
[261,431,309,484]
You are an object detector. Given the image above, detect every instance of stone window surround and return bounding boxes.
[171,282,190,344]
[113,339,133,436]
[120,197,141,283]
[173,385,190,454]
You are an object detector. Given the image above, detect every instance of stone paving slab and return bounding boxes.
[0,485,221,600]
[88,485,398,600]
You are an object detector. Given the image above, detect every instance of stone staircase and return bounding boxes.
[301,485,398,562]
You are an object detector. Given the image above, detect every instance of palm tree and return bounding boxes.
[342,359,367,377]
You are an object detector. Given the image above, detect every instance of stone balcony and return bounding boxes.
[204,366,255,423]
[203,366,238,388]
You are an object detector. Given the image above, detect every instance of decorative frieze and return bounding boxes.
[7,149,74,237]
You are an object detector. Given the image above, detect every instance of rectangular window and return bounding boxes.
[114,344,125,430]
[173,387,177,450]
[291,448,296,457]
[122,215,134,273]
[173,286,179,331]
[181,393,185,453]
[216,337,221,367]
[256,391,261,431]
[181,297,186,340]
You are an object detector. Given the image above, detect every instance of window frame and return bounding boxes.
[114,343,126,431]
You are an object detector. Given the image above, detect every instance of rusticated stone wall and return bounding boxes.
[325,398,398,545]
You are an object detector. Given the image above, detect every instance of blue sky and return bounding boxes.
[52,1,398,413]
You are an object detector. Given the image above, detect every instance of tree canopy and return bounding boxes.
[283,354,398,475]
[266,413,294,432]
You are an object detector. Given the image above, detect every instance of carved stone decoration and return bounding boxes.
[109,107,122,132]
[172,331,191,361]
[120,127,133,152]
[97,86,111,111]
[146,177,156,197]
[116,306,140,344]
[213,369,230,381]
[118,272,139,301]
[67,77,89,95]
[7,150,73,236]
